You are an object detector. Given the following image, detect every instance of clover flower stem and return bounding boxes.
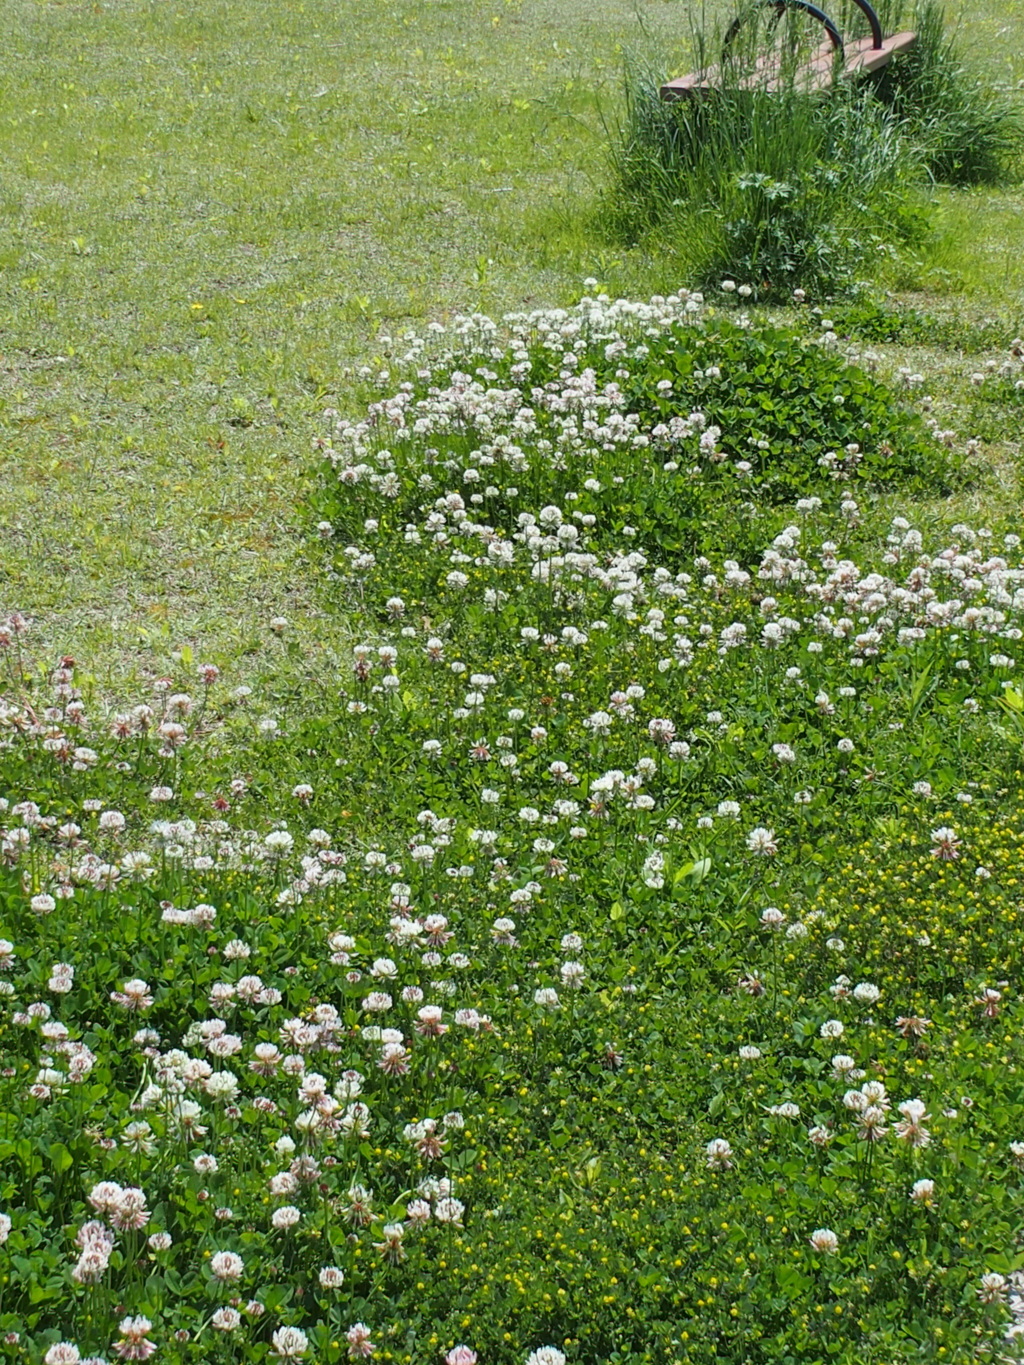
[129,896,143,948]
[860,1135,876,1186]
[194,690,210,733]
[89,1279,106,1353]
[351,1135,363,1185]
[11,632,25,684]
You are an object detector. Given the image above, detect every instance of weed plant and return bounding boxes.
[964,335,1024,438]
[825,294,1017,348]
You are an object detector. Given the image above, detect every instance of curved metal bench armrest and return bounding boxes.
[848,0,884,48]
[722,0,845,59]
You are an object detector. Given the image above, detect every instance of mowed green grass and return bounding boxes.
[0,0,1022,685]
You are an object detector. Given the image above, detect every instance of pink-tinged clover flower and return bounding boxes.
[271,1327,309,1359]
[446,1349,478,1365]
[346,1324,375,1359]
[112,1316,157,1361]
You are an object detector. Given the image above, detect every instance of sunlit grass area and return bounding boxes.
[1,0,1022,686]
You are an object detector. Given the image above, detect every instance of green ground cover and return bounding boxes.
[2,0,1024,1363]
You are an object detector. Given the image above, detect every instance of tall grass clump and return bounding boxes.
[605,3,928,299]
[606,53,924,297]
[604,1,1022,295]
[871,1,1023,185]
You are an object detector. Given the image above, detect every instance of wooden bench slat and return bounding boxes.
[660,28,916,100]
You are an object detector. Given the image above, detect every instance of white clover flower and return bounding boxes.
[910,1178,935,1204]
[978,1272,1008,1304]
[434,1196,465,1224]
[560,961,585,989]
[210,1250,244,1281]
[705,1137,733,1171]
[768,1102,800,1118]
[746,827,777,855]
[525,1350,566,1365]
[271,1326,309,1358]
[44,1346,80,1365]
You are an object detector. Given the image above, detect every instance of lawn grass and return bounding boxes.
[1,0,1022,690]
[0,0,673,686]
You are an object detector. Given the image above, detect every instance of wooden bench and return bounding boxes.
[660,0,917,101]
